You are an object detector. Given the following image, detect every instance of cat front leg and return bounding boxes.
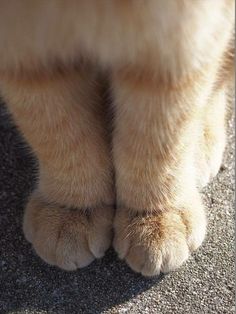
[111,67,210,276]
[0,66,114,270]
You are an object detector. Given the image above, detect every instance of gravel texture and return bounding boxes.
[0,102,234,314]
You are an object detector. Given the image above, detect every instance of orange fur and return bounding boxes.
[0,0,234,276]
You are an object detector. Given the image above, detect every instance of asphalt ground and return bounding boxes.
[0,101,234,314]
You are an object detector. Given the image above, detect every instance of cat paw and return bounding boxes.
[23,194,114,270]
[113,202,206,277]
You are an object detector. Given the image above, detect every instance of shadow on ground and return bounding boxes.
[0,103,162,314]
[0,102,234,314]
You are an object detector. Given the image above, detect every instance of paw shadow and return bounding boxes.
[0,103,163,314]
[2,247,164,313]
